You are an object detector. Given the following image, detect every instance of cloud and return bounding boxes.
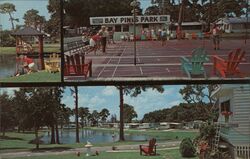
[102,86,117,96]
[169,100,182,106]
[123,86,184,119]
[0,88,20,97]
[62,86,184,120]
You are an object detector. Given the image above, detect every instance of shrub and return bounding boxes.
[0,30,16,47]
[179,138,196,157]
[199,123,216,140]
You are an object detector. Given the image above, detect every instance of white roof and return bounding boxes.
[174,22,202,26]
[217,17,249,24]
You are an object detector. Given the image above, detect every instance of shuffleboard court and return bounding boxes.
[64,39,250,82]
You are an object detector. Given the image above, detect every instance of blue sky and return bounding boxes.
[0,0,50,30]
[62,86,184,120]
[0,0,153,30]
[0,85,184,120]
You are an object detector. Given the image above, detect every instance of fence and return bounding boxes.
[235,144,250,159]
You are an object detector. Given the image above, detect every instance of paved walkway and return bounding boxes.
[0,141,180,158]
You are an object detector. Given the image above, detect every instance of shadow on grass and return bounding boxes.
[0,136,23,140]
[0,147,27,150]
[31,147,72,153]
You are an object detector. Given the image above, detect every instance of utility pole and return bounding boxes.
[133,6,137,65]
[245,0,249,44]
[162,0,165,15]
[130,0,140,65]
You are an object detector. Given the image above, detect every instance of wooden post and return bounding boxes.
[15,36,19,55]
[38,35,45,70]
[74,86,80,143]
[119,86,125,141]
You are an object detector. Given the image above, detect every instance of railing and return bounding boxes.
[235,144,250,159]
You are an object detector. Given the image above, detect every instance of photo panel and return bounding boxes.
[62,0,250,83]
[0,0,62,83]
[1,84,250,159]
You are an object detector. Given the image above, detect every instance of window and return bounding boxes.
[182,25,202,30]
[221,100,230,112]
[115,25,121,32]
[123,25,129,32]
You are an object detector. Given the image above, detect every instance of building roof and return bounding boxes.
[174,22,202,26]
[11,27,44,36]
[219,17,249,24]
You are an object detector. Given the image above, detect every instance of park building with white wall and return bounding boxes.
[90,15,170,41]
[216,17,250,33]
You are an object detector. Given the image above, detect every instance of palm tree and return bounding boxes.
[0,3,19,30]
[116,86,164,141]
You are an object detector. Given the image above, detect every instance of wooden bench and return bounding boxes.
[64,40,92,79]
[212,48,245,78]
[181,47,209,78]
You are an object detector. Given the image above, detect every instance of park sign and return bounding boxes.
[90,15,170,25]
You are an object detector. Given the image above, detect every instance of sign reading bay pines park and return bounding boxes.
[90,15,170,25]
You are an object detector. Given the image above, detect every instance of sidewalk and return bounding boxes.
[0,141,180,158]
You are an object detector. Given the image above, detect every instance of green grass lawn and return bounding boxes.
[0,44,60,55]
[2,149,198,159]
[0,71,61,82]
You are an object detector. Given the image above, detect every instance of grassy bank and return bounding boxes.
[2,149,198,159]
[0,44,60,55]
[0,71,61,83]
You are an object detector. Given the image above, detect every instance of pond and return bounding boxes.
[41,129,151,144]
[0,54,44,79]
[0,54,16,78]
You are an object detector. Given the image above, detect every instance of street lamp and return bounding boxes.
[130,0,140,65]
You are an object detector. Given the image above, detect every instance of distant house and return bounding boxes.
[159,122,170,130]
[63,124,76,129]
[124,123,140,129]
[139,123,155,129]
[212,84,250,159]
[169,122,183,129]
[216,17,250,33]
[183,120,205,129]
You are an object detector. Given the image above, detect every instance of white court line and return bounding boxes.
[87,54,250,59]
[97,45,123,78]
[111,46,126,77]
[92,62,250,67]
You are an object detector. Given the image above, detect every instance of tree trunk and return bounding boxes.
[2,127,5,137]
[35,127,39,149]
[17,126,20,133]
[55,121,60,144]
[75,86,80,143]
[50,125,55,144]
[119,86,125,141]
[60,124,63,137]
[8,12,15,30]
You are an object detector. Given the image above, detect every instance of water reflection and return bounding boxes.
[42,129,150,144]
[0,55,16,78]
